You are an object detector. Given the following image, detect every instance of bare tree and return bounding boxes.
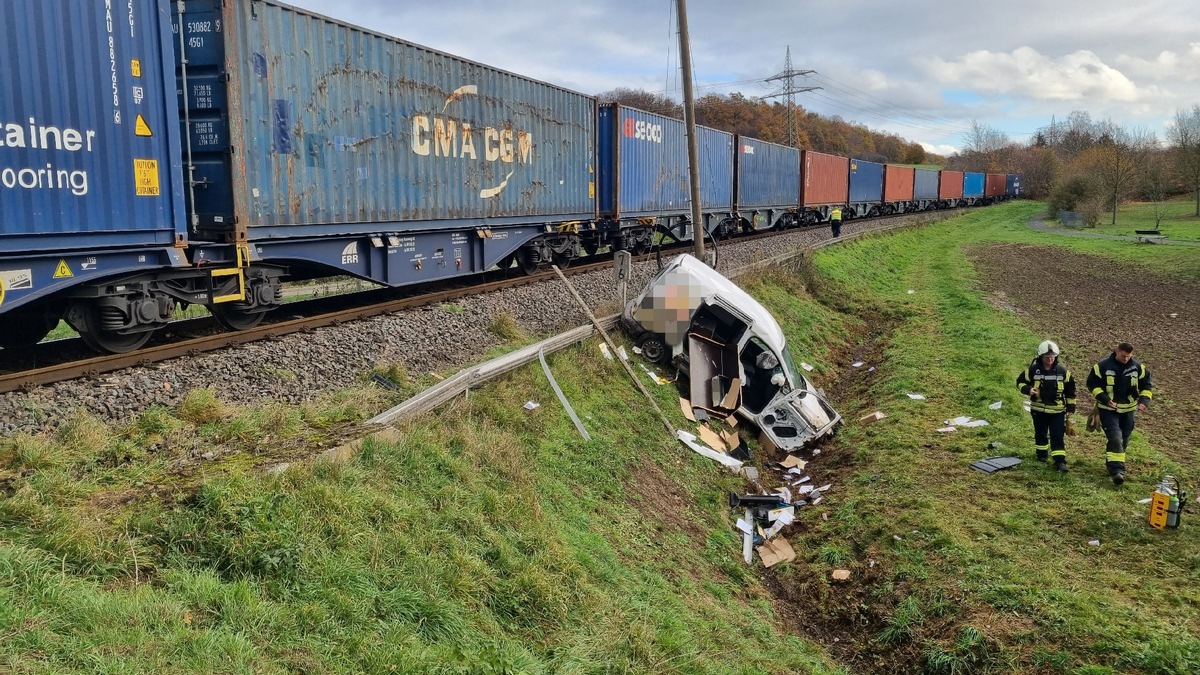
[959,120,1013,172]
[1078,122,1157,225]
[1142,151,1171,229]
[1169,105,1200,216]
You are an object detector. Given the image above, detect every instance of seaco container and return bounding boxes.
[174,0,597,241]
[597,104,733,218]
[0,0,186,253]
[849,159,884,204]
[914,169,939,201]
[883,165,915,203]
[939,170,964,200]
[735,136,800,209]
[963,172,985,198]
[800,151,849,206]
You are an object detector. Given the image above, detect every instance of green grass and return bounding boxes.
[782,200,1200,672]
[1058,195,1200,242]
[0,350,841,672]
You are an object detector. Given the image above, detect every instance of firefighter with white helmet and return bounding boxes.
[1016,340,1077,471]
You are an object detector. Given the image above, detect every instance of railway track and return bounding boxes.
[0,213,934,394]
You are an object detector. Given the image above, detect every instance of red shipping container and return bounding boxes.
[801,151,850,206]
[939,171,964,199]
[884,166,915,203]
[985,173,1007,197]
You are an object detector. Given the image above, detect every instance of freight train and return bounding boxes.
[0,0,1020,353]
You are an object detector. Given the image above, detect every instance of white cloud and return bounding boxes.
[919,47,1142,102]
[921,143,959,157]
[1115,43,1200,83]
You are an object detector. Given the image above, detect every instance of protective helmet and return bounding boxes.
[1038,340,1061,357]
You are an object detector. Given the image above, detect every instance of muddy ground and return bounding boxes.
[968,243,1200,463]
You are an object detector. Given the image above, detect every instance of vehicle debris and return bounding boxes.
[756,538,797,568]
[907,393,926,400]
[623,254,841,451]
[969,456,1023,473]
[523,401,540,410]
[859,411,887,425]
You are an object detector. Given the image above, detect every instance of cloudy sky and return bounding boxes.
[283,0,1200,155]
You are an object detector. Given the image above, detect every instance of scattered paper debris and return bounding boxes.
[781,455,807,469]
[893,535,903,541]
[639,362,666,385]
[599,343,614,360]
[698,425,728,453]
[677,430,743,472]
[801,362,815,372]
[523,401,540,410]
[936,426,956,433]
[742,466,759,481]
[616,346,629,361]
[831,569,851,581]
[962,419,990,428]
[736,518,755,535]
[907,393,926,400]
[869,559,876,568]
[680,398,696,422]
[1170,313,1178,318]
[817,483,832,492]
[757,537,797,568]
[1088,540,1101,547]
[948,416,973,426]
[907,289,915,294]
[852,361,864,368]
[798,485,815,494]
[632,346,643,355]
[988,401,1003,410]
[1137,497,1153,504]
[867,366,876,373]
[822,513,829,521]
[859,411,887,425]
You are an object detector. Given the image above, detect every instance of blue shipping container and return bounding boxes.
[963,172,985,198]
[1006,174,1022,197]
[0,0,186,252]
[735,136,800,209]
[914,169,939,201]
[598,105,733,218]
[848,159,884,204]
[176,0,597,240]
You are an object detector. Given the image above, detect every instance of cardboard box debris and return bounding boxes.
[680,397,696,422]
[780,455,807,469]
[698,424,728,453]
[831,569,851,581]
[756,537,797,568]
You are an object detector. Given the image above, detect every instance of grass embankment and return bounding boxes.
[774,201,1199,672]
[0,345,839,670]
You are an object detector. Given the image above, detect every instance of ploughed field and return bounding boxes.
[968,242,1200,463]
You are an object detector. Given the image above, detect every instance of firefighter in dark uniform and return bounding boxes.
[1016,340,1077,471]
[1086,342,1153,485]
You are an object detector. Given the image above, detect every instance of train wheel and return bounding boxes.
[0,307,60,349]
[552,250,572,270]
[211,303,267,331]
[518,248,540,275]
[74,303,154,353]
[582,240,601,256]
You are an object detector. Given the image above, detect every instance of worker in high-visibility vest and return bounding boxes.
[830,207,843,237]
[1086,342,1153,486]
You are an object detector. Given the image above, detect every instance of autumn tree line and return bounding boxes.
[599,87,932,166]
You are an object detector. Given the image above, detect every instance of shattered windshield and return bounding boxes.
[780,346,800,390]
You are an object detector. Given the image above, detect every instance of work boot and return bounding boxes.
[1107,461,1126,485]
[1113,471,1125,486]
[1036,449,1048,462]
[1054,457,1069,473]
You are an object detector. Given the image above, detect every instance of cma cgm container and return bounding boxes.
[175,0,597,241]
[734,136,800,227]
[883,165,915,205]
[801,151,849,208]
[914,169,939,205]
[1006,174,1022,197]
[939,170,964,201]
[963,172,985,200]
[598,104,733,219]
[0,0,187,312]
[848,159,884,213]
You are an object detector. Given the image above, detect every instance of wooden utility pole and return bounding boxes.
[675,0,705,260]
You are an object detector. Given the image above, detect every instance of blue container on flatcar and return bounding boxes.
[914,169,939,201]
[0,0,186,254]
[175,0,597,241]
[963,172,985,198]
[848,159,884,204]
[598,104,734,218]
[735,136,800,209]
[1006,174,1022,197]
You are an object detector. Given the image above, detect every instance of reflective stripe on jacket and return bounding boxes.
[1016,358,1076,414]
[1086,353,1153,413]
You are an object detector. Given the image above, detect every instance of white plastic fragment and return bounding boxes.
[677,430,743,472]
[852,361,864,368]
[801,362,815,371]
[1137,497,1153,504]
[907,393,926,400]
[907,289,915,294]
[989,401,1003,410]
[935,426,956,433]
[616,346,629,361]
[1088,540,1101,547]
[962,419,990,428]
[523,401,540,410]
[599,343,614,360]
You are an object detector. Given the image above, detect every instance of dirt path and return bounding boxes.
[968,242,1200,462]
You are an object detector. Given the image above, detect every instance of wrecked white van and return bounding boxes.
[622,254,841,450]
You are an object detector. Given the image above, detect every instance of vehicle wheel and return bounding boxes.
[0,306,60,349]
[211,302,267,331]
[636,333,669,365]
